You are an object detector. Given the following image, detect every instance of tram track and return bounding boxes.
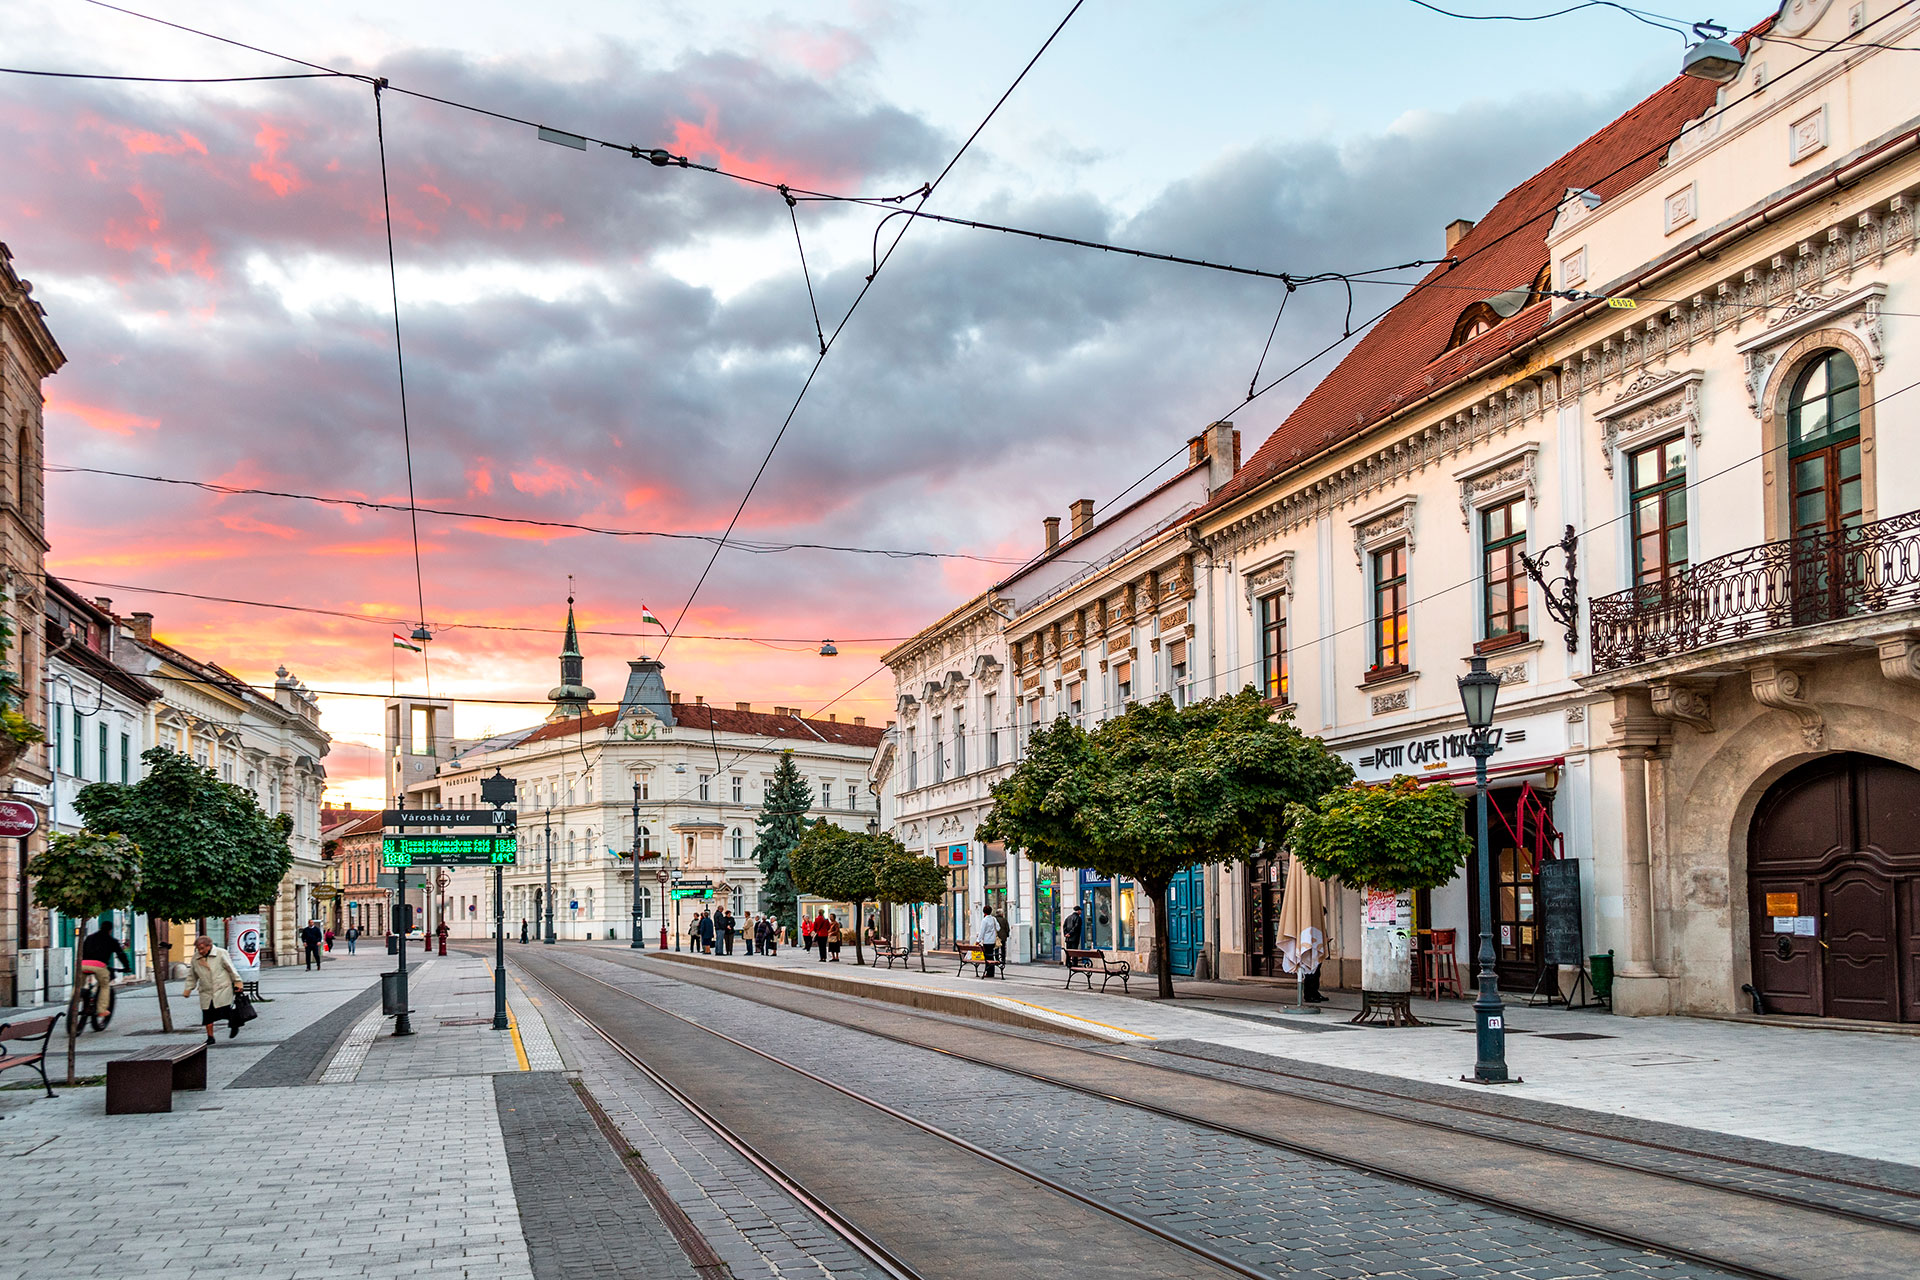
[521,947,1913,1280]
[648,952,1920,1234]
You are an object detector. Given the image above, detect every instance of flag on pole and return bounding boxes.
[640,604,663,628]
[392,633,423,652]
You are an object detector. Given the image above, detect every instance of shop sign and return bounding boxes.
[1764,892,1800,916]
[1357,728,1508,772]
[0,800,39,838]
[944,844,968,866]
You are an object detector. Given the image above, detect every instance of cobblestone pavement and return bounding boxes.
[552,950,1743,1280]
[658,945,1920,1165]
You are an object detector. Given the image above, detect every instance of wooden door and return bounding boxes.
[1822,870,1899,1022]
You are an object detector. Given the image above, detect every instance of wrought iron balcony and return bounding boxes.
[1590,509,1920,673]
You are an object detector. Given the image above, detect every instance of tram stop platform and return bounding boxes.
[654,940,1920,1167]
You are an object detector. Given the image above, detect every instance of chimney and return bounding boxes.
[693,694,704,705]
[853,716,866,727]
[93,597,113,614]
[1187,435,1206,468]
[1042,515,1061,551]
[666,690,677,704]
[736,702,752,712]
[1203,421,1239,495]
[1445,218,1476,251]
[828,713,838,722]
[129,612,153,642]
[1068,498,1095,539]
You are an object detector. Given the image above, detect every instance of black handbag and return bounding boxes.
[229,992,258,1027]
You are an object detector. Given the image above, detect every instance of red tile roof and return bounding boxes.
[1204,60,1728,515]
[505,704,883,751]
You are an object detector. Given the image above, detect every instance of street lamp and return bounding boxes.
[630,780,645,948]
[1457,655,1513,1084]
[543,808,556,944]
[1680,22,1743,84]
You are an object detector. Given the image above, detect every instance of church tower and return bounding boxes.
[546,596,596,720]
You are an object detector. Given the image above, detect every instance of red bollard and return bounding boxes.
[659,925,668,950]
[438,934,448,956]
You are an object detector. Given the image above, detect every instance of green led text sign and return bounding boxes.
[381,834,519,867]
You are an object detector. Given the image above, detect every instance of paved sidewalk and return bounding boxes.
[654,942,1920,1166]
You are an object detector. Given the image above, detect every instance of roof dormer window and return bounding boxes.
[1443,264,1552,354]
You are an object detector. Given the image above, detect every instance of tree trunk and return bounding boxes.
[852,899,865,966]
[1144,877,1175,999]
[148,915,174,1033]
[67,947,81,1086]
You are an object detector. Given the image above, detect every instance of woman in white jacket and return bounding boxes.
[183,935,244,1045]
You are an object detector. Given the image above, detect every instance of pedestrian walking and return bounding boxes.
[345,925,359,955]
[813,910,831,962]
[721,909,737,955]
[300,919,324,969]
[183,935,246,1045]
[520,918,530,944]
[323,927,335,953]
[827,918,842,962]
[974,905,1000,978]
[1063,905,1084,952]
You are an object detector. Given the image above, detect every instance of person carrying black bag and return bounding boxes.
[183,936,249,1045]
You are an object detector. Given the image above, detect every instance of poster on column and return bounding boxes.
[230,915,262,982]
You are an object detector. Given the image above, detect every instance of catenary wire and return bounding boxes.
[1399,0,1693,38]
[0,66,346,83]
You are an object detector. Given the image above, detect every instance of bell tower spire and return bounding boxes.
[547,583,596,719]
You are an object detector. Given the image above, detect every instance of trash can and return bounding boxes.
[381,971,407,1016]
[1589,950,1614,1000]
[386,934,399,956]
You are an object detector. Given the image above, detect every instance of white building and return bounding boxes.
[1193,0,1920,1020]
[398,605,884,943]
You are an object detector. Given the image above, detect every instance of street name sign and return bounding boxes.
[381,834,519,868]
[382,808,517,828]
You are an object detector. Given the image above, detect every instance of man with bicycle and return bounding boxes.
[79,917,133,1019]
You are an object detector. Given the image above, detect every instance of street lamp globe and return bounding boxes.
[1457,655,1501,730]
[867,816,880,835]
[1681,30,1744,84]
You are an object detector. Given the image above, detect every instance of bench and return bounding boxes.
[106,1042,208,1114]
[0,1014,61,1099]
[871,938,925,971]
[1063,948,1130,994]
[951,942,1006,979]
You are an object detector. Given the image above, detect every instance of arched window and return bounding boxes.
[637,886,652,920]
[566,831,576,863]
[15,421,30,515]
[1786,350,1864,539]
[640,825,653,855]
[730,826,744,858]
[1447,302,1501,349]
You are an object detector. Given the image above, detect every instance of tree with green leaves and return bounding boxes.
[875,847,945,971]
[75,748,293,1031]
[753,750,811,937]
[789,823,908,966]
[1288,775,1471,993]
[981,688,1352,998]
[27,831,141,1082]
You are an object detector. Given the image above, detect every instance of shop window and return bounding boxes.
[1629,437,1688,589]
[945,866,968,948]
[1369,543,1410,676]
[1480,496,1529,648]
[1257,593,1288,703]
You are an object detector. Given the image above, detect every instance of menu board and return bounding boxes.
[1537,857,1584,967]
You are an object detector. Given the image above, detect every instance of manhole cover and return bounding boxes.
[439,1017,492,1026]
[1536,1031,1615,1041]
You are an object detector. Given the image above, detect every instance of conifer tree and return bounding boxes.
[753,750,811,935]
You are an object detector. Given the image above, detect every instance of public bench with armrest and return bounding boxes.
[105,1041,207,1114]
[952,942,1004,978]
[0,1014,61,1099]
[870,938,924,970]
[1063,947,1130,993]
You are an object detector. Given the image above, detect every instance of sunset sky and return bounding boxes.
[4,0,1772,807]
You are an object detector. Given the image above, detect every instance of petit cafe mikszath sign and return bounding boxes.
[1356,726,1509,773]
[380,834,519,868]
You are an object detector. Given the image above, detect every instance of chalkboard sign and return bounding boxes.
[1537,858,1584,967]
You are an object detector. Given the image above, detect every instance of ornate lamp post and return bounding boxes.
[630,780,645,948]
[1457,655,1513,1084]
[543,808,556,944]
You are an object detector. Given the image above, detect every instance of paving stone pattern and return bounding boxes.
[230,975,387,1088]
[565,954,1737,1280]
[1126,1039,1920,1222]
[521,960,891,1280]
[495,1071,695,1280]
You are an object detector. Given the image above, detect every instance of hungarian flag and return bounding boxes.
[392,633,423,652]
[640,604,663,628]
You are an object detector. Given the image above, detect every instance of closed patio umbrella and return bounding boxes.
[1275,848,1329,1014]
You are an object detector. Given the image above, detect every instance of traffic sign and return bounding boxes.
[0,800,39,839]
[381,834,518,867]
[383,808,517,828]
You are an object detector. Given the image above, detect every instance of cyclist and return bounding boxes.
[79,916,133,1020]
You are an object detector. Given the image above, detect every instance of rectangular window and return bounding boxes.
[820,781,833,809]
[846,781,858,809]
[1114,660,1132,703]
[1068,682,1082,721]
[120,733,130,783]
[584,773,593,804]
[1629,437,1688,588]
[1169,639,1189,708]
[932,717,944,783]
[1481,496,1529,645]
[99,723,108,782]
[1371,543,1410,673]
[731,775,743,803]
[907,728,919,789]
[53,710,62,773]
[73,709,84,777]
[985,693,1000,767]
[954,722,967,776]
[698,774,711,802]
[1257,594,1288,703]
[640,777,650,800]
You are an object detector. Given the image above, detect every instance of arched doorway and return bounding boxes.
[1748,753,1920,1022]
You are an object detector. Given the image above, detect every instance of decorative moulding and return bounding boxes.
[1750,661,1823,750]
[1370,689,1410,716]
[1736,281,1886,416]
[1596,368,1703,476]
[1242,551,1295,613]
[1454,442,1538,527]
[1350,497,1417,567]
[1651,679,1715,733]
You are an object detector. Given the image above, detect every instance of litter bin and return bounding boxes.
[1589,950,1614,1000]
[386,934,399,956]
[381,971,407,1016]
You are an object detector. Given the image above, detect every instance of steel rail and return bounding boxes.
[522,952,1290,1280]
[533,950,1813,1280]
[650,954,1920,1232]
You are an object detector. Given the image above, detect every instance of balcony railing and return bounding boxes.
[1591,509,1920,673]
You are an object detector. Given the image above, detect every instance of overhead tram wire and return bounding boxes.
[0,67,346,83]
[654,0,1087,661]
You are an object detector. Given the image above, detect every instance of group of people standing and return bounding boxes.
[688,906,786,955]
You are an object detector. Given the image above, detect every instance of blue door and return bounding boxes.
[1166,865,1204,975]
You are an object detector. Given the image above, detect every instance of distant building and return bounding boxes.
[321,807,385,937]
